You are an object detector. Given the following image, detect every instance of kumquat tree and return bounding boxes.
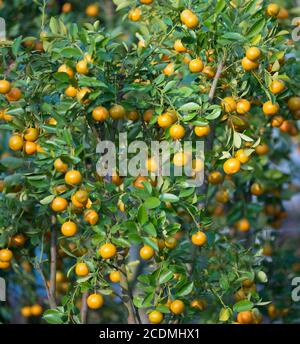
[1,0,300,326]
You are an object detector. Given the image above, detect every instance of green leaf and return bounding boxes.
[222,32,246,42]
[159,270,174,284]
[42,309,64,324]
[61,47,83,58]
[246,18,266,39]
[138,205,148,225]
[219,307,231,322]
[0,157,23,169]
[144,197,161,209]
[178,102,201,112]
[176,282,194,297]
[40,195,55,205]
[159,193,179,203]
[233,300,254,313]
[143,222,157,236]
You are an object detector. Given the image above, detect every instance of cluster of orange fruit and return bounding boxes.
[51,165,100,236]
[21,304,43,318]
[0,248,13,270]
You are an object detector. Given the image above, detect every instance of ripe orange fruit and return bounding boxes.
[126,110,139,121]
[0,248,13,262]
[76,87,91,104]
[128,8,141,21]
[288,97,300,112]
[146,157,158,172]
[87,293,104,309]
[255,143,269,155]
[246,47,261,61]
[0,261,10,269]
[0,80,11,94]
[208,171,223,184]
[241,57,259,71]
[61,221,77,237]
[169,124,185,140]
[266,3,280,17]
[270,80,285,94]
[1,109,13,121]
[216,189,230,203]
[21,306,32,318]
[9,134,24,151]
[99,243,117,259]
[109,104,126,119]
[236,218,250,232]
[222,97,237,112]
[194,125,210,137]
[111,173,123,186]
[180,9,199,29]
[191,231,207,246]
[58,64,74,78]
[70,193,83,208]
[84,210,99,225]
[174,39,187,53]
[140,245,155,260]
[11,233,26,247]
[143,109,153,122]
[85,4,99,17]
[165,237,177,249]
[251,182,264,196]
[140,0,153,4]
[169,300,185,315]
[133,176,148,188]
[24,128,39,142]
[190,299,206,310]
[262,101,279,116]
[157,112,173,128]
[173,152,189,167]
[189,58,204,73]
[223,158,241,175]
[62,2,72,13]
[24,141,37,155]
[271,115,284,128]
[148,310,163,324]
[236,99,251,114]
[5,87,22,102]
[202,65,216,78]
[65,170,82,185]
[65,85,77,97]
[76,60,89,75]
[51,197,68,212]
[237,311,253,324]
[31,304,43,316]
[192,158,204,173]
[277,8,288,19]
[109,271,121,283]
[163,62,175,76]
[74,190,88,204]
[235,149,250,164]
[75,262,89,276]
[48,117,57,125]
[54,158,68,173]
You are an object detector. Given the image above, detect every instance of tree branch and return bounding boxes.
[49,226,57,308]
[80,291,89,324]
[117,252,141,324]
